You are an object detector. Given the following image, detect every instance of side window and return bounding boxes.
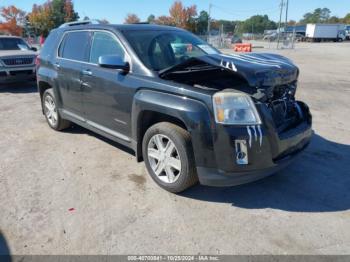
[41,30,60,58]
[89,32,125,64]
[59,31,90,62]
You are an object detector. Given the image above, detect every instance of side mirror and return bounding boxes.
[31,47,38,52]
[98,55,129,73]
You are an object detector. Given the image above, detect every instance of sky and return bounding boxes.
[1,0,349,23]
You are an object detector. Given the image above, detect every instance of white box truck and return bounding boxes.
[306,24,346,42]
[345,25,350,40]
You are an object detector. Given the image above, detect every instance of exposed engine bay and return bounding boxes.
[159,53,306,133]
[263,82,305,133]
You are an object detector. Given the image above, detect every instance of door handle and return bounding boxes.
[54,62,60,69]
[82,69,92,76]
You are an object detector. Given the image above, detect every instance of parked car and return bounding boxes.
[292,33,305,42]
[231,35,242,44]
[37,21,312,193]
[263,33,276,41]
[0,36,38,84]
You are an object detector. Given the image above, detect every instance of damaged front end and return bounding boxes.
[160,53,312,186]
[159,52,310,135]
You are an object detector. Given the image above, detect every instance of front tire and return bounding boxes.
[142,122,198,193]
[42,89,70,131]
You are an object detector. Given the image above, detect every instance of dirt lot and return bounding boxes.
[1,42,350,255]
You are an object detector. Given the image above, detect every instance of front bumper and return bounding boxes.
[0,66,36,84]
[196,101,312,187]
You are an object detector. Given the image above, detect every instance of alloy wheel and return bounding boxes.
[44,95,58,127]
[147,134,182,184]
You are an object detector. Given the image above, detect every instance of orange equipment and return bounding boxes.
[233,43,252,52]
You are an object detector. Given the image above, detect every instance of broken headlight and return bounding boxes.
[213,92,262,125]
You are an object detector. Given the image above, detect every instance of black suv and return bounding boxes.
[37,21,312,193]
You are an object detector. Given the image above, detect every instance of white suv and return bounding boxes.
[0,36,38,84]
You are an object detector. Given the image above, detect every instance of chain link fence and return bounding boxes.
[198,32,298,51]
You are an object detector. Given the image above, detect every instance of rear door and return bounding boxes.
[56,31,91,117]
[80,31,133,139]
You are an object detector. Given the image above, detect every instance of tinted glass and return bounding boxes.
[0,38,30,50]
[122,30,219,71]
[89,32,125,64]
[40,30,60,58]
[59,31,90,62]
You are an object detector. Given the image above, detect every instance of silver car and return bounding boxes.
[0,36,38,84]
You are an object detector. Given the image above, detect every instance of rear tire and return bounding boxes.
[42,89,70,131]
[142,122,198,193]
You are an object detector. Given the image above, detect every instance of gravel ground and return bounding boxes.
[0,42,350,255]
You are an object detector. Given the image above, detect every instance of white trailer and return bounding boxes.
[305,24,345,42]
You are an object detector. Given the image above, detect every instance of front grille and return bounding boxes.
[2,57,34,66]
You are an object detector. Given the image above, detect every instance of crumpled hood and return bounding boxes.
[160,53,299,88]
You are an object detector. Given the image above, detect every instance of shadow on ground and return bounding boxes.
[0,231,11,261]
[0,82,37,94]
[64,124,135,156]
[181,134,350,213]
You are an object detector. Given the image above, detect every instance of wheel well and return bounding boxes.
[38,81,52,113]
[38,81,52,101]
[136,111,188,162]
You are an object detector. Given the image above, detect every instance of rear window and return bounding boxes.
[58,31,90,62]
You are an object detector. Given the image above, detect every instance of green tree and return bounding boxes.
[196,10,209,34]
[28,0,79,36]
[328,16,340,23]
[147,14,155,23]
[217,20,238,34]
[239,15,277,34]
[343,13,350,24]
[299,8,331,24]
[28,3,54,37]
[50,0,79,25]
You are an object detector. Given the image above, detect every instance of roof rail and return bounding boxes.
[59,20,101,28]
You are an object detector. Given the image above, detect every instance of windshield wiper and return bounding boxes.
[159,62,219,78]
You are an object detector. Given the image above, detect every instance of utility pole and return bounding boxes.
[285,0,289,26]
[285,0,291,47]
[277,0,284,49]
[207,3,212,42]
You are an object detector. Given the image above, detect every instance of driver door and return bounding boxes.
[80,31,133,138]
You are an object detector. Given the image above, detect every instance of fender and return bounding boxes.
[132,89,217,168]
